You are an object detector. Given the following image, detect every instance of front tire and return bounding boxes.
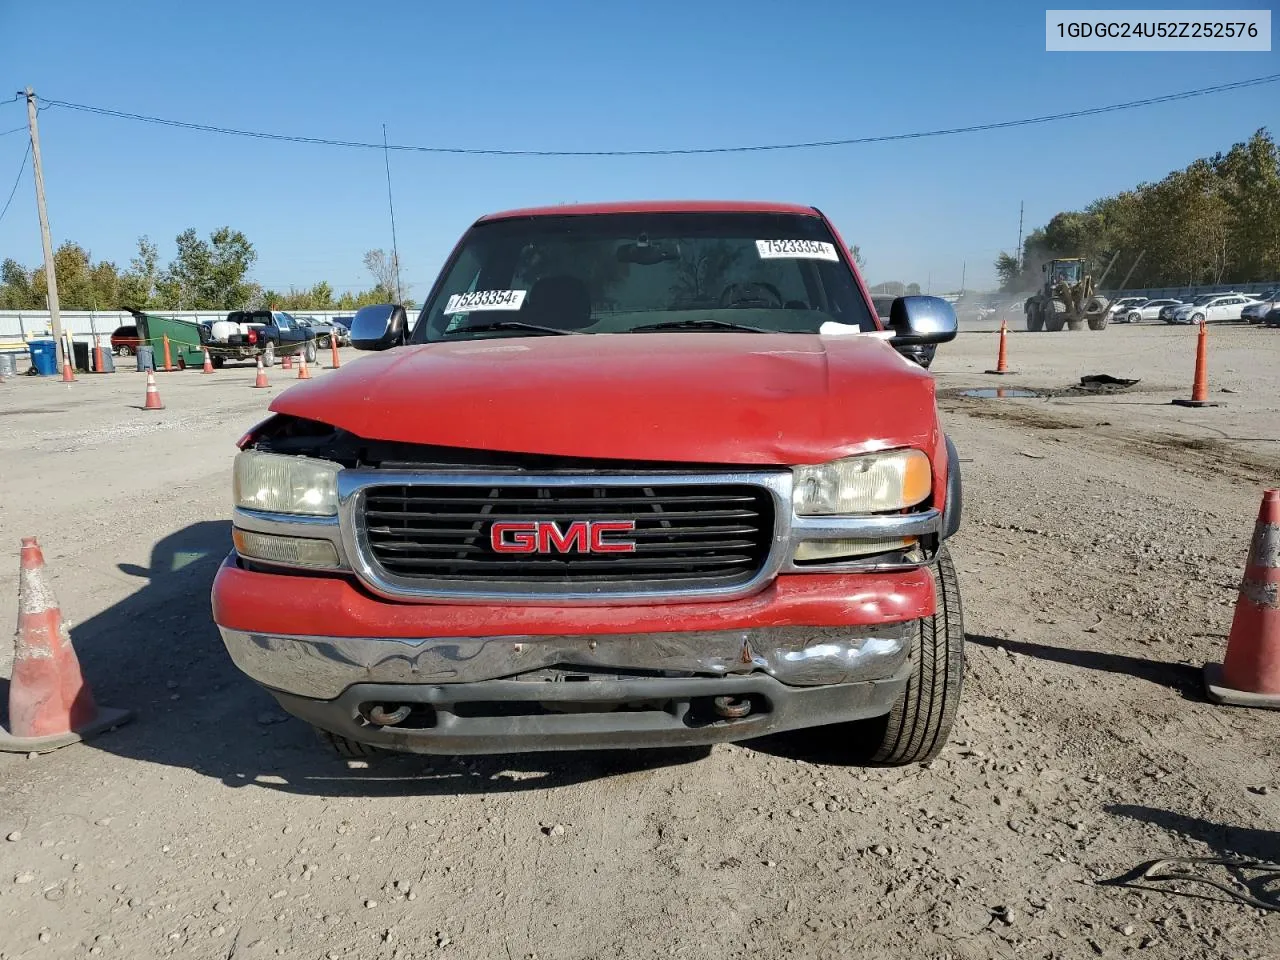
[117,345,133,357]
[867,545,965,765]
[305,339,318,363]
[1044,300,1067,332]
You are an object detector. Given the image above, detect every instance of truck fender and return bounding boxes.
[941,435,962,540]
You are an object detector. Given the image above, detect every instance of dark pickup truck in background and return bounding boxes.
[212,310,318,366]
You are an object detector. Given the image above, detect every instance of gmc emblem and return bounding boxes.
[489,520,637,554]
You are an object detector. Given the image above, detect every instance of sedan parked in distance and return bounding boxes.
[1243,288,1280,323]
[1122,298,1184,323]
[1105,296,1148,322]
[1263,306,1280,328]
[1168,294,1256,324]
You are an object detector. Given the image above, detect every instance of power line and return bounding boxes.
[40,73,1280,158]
[0,140,31,225]
[1,125,27,137]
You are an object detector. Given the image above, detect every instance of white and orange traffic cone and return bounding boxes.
[61,356,76,382]
[142,370,164,410]
[0,538,132,753]
[252,355,270,389]
[1204,489,1280,709]
[297,353,311,380]
[330,337,341,370]
[202,348,215,374]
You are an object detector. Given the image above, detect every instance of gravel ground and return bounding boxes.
[0,327,1277,960]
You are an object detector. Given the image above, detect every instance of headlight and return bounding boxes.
[233,450,340,516]
[792,450,931,516]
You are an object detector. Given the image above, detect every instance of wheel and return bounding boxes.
[1025,301,1044,332]
[807,546,964,766]
[262,341,276,367]
[1127,312,1141,324]
[1086,315,1109,331]
[1192,313,1205,325]
[117,345,133,358]
[1044,300,1067,332]
[313,726,382,759]
[212,356,225,370]
[305,339,318,364]
[319,334,331,348]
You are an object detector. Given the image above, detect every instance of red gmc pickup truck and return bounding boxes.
[212,201,964,765]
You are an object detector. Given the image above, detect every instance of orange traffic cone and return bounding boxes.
[297,353,311,380]
[1205,489,1280,709]
[162,334,174,372]
[330,337,341,370]
[202,348,214,374]
[282,353,293,371]
[1172,320,1218,407]
[93,337,106,374]
[142,369,164,410]
[253,355,270,389]
[985,320,1014,375]
[0,538,132,753]
[61,347,76,382]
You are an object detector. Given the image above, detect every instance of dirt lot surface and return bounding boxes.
[1,326,1278,960]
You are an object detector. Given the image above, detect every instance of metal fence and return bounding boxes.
[0,309,362,344]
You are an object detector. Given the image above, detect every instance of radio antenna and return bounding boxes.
[382,123,403,304]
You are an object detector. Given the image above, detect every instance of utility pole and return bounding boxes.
[24,87,65,369]
[960,261,966,296]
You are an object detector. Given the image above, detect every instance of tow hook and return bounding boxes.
[367,704,412,726]
[713,695,752,719]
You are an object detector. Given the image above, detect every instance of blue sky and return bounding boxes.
[1,0,1276,294]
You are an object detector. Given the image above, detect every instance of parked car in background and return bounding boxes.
[1168,294,1240,324]
[1158,301,1190,323]
[1263,306,1280,328]
[208,310,318,365]
[1121,298,1184,323]
[296,316,347,348]
[1243,288,1280,323]
[1105,297,1148,322]
[110,324,142,356]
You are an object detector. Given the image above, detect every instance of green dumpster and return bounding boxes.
[124,309,208,370]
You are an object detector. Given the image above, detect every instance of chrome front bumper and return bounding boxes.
[219,623,914,700]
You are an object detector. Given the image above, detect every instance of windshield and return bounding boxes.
[413,212,875,342]
[1050,262,1081,283]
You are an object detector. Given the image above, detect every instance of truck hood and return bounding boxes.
[269,332,940,465]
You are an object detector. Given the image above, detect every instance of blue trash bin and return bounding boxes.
[28,339,58,376]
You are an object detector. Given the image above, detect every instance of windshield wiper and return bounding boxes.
[627,318,772,334]
[443,320,577,337]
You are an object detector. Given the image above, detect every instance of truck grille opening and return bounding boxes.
[359,482,775,593]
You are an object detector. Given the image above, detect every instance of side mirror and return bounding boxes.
[350,304,408,351]
[887,296,958,345]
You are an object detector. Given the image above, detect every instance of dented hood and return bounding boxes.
[269,332,940,465]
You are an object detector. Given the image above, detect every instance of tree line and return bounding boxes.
[995,128,1280,293]
[0,228,412,313]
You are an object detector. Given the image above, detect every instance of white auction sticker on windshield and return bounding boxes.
[756,239,839,261]
[445,289,527,313]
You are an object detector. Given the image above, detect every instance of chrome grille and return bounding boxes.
[358,481,775,593]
